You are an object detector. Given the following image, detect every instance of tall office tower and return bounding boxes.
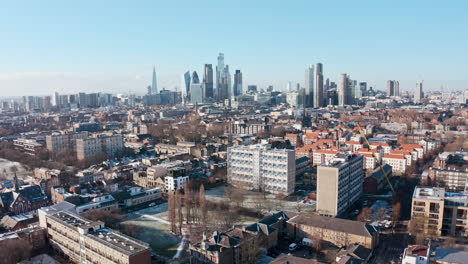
[192,71,200,84]
[313,63,324,108]
[216,53,225,101]
[386,80,394,96]
[233,70,243,97]
[338,73,349,106]
[286,81,291,92]
[147,85,152,95]
[203,64,213,98]
[218,65,231,100]
[415,82,424,103]
[394,81,400,96]
[190,83,204,105]
[151,66,158,94]
[386,80,400,97]
[52,92,59,107]
[183,71,191,97]
[227,144,296,195]
[359,82,367,97]
[347,78,356,105]
[317,154,364,217]
[304,65,314,107]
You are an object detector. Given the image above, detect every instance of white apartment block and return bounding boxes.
[313,149,339,165]
[317,154,364,217]
[383,154,407,174]
[227,144,296,195]
[46,132,89,152]
[164,175,189,191]
[76,135,124,160]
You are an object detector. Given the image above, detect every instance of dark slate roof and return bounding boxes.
[295,156,310,165]
[111,191,132,201]
[18,185,48,204]
[0,192,14,207]
[338,244,372,260]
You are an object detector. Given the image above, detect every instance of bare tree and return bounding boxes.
[357,207,373,223]
[377,208,388,222]
[0,238,33,263]
[175,191,183,235]
[199,184,207,231]
[168,192,177,234]
[392,202,401,224]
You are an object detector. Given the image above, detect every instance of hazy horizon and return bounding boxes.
[1,1,467,96]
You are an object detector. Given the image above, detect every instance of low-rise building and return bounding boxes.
[39,207,151,264]
[411,187,468,237]
[287,213,379,249]
[401,245,430,264]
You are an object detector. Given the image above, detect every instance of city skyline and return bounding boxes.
[1,1,468,96]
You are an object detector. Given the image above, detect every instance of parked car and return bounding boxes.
[289,243,299,251]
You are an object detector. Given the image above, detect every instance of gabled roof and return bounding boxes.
[287,214,378,238]
[18,185,48,204]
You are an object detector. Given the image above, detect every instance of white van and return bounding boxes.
[302,238,313,247]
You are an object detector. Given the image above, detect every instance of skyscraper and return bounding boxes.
[216,53,225,101]
[219,65,231,101]
[233,70,243,97]
[415,82,424,103]
[287,81,292,92]
[386,80,400,97]
[182,71,191,100]
[347,78,356,105]
[151,66,158,94]
[359,82,367,97]
[203,64,213,98]
[304,65,314,108]
[338,73,348,106]
[394,81,400,96]
[313,63,324,108]
[192,71,200,84]
[190,83,204,105]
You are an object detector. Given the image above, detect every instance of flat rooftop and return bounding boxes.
[413,187,445,200]
[49,211,149,255]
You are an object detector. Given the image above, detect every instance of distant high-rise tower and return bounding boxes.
[394,81,400,96]
[151,66,158,94]
[287,81,292,92]
[182,71,191,97]
[304,65,314,108]
[216,53,225,101]
[414,82,424,103]
[192,71,200,84]
[219,65,231,100]
[338,73,349,106]
[203,64,214,98]
[359,82,367,97]
[233,70,243,97]
[386,80,399,97]
[313,63,324,108]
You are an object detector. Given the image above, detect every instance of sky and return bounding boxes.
[0,0,467,96]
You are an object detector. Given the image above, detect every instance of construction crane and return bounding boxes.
[355,123,396,195]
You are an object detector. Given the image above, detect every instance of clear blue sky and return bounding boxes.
[0,0,467,96]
